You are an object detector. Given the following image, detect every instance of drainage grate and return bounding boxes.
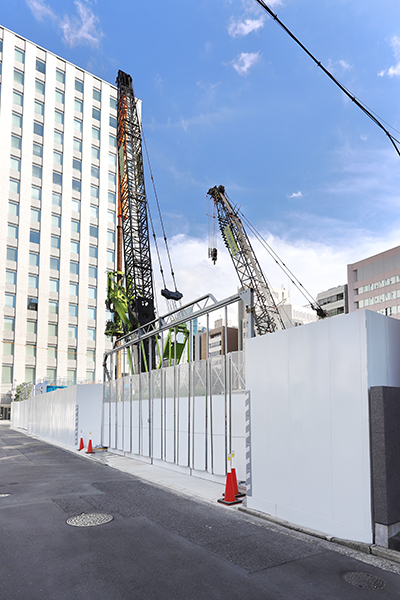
[66,513,113,527]
[343,572,386,590]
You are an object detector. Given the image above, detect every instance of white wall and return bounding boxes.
[245,309,392,543]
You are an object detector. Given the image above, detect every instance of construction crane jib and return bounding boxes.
[207,185,285,336]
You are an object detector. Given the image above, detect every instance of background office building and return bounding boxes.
[0,26,118,400]
[348,245,400,319]
[316,284,348,318]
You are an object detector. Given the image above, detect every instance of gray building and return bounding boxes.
[316,285,348,318]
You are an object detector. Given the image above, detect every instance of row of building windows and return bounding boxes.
[4,284,99,309]
[3,322,97,343]
[358,289,400,308]
[357,276,400,295]
[1,365,96,385]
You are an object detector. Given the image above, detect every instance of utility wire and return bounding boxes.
[254,0,400,158]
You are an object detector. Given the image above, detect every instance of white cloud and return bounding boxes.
[287,191,303,199]
[232,51,261,76]
[326,58,353,74]
[26,0,56,21]
[228,16,265,38]
[26,0,103,48]
[379,36,400,77]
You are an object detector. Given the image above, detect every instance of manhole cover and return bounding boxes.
[66,513,113,527]
[343,572,386,590]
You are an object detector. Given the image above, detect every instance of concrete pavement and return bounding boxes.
[2,422,400,599]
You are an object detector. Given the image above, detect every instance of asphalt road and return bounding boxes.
[2,423,400,600]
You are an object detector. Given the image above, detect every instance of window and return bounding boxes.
[69,283,79,296]
[108,191,116,204]
[71,220,80,234]
[48,323,58,337]
[72,179,81,193]
[2,366,13,384]
[88,266,97,279]
[5,294,16,308]
[108,172,116,187]
[55,110,64,124]
[34,101,44,115]
[92,127,100,140]
[91,146,100,160]
[91,186,99,199]
[47,346,57,359]
[6,271,17,285]
[31,186,41,201]
[3,342,13,356]
[56,70,65,84]
[50,257,59,271]
[89,225,98,238]
[51,214,61,228]
[89,245,98,259]
[52,192,61,207]
[90,205,99,219]
[73,158,81,172]
[34,122,43,136]
[74,119,83,133]
[54,131,63,145]
[107,250,115,263]
[108,210,116,224]
[71,199,80,213]
[69,304,78,317]
[47,368,56,382]
[13,91,23,106]
[12,112,23,128]
[87,328,96,341]
[26,345,36,358]
[68,325,77,338]
[27,321,37,334]
[55,90,64,104]
[30,230,40,244]
[4,317,15,332]
[15,48,25,63]
[14,70,24,85]
[67,370,76,384]
[28,274,38,289]
[49,301,58,314]
[10,156,21,171]
[73,139,82,153]
[74,99,83,113]
[92,107,101,121]
[70,262,79,275]
[75,79,84,93]
[109,152,117,167]
[31,208,40,222]
[53,172,62,186]
[33,143,43,158]
[110,116,117,129]
[10,179,20,194]
[88,286,97,299]
[25,367,35,383]
[49,279,59,293]
[51,236,60,249]
[107,230,115,244]
[93,89,101,102]
[27,297,38,311]
[87,349,96,362]
[8,202,19,216]
[7,224,18,239]
[53,151,63,165]
[110,98,117,111]
[109,134,117,148]
[29,252,39,266]
[35,80,45,95]
[68,348,77,360]
[11,135,22,150]
[7,247,18,262]
[88,307,96,320]
[36,59,45,74]
[71,241,79,254]
[32,165,42,179]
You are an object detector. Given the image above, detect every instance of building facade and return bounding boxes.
[0,26,119,400]
[199,319,238,359]
[316,284,348,318]
[347,246,400,319]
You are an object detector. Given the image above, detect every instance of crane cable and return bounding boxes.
[141,126,181,293]
[254,0,400,158]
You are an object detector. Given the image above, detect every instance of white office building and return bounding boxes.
[0,26,119,400]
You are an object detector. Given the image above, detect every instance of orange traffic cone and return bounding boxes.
[86,432,93,454]
[78,432,84,451]
[231,451,246,498]
[218,456,243,506]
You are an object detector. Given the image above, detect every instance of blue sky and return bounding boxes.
[4,0,400,307]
